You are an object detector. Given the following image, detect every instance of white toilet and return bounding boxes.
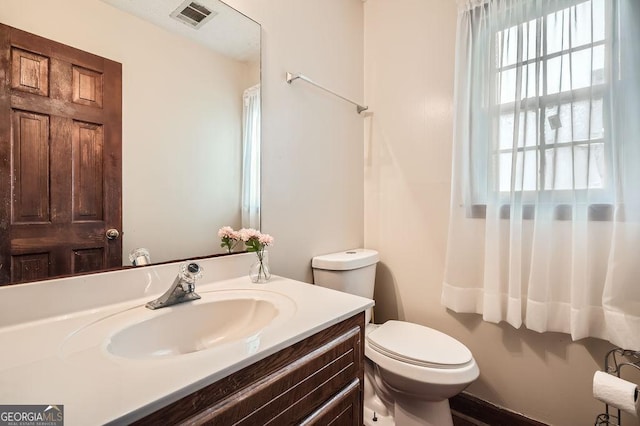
[312,249,479,426]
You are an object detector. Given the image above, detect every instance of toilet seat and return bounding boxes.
[367,321,472,368]
[365,321,480,386]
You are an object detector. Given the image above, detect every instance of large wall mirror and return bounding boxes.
[0,0,261,285]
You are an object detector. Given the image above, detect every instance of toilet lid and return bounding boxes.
[366,321,473,368]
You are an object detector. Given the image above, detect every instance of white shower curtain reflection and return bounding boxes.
[241,84,261,230]
[443,0,640,350]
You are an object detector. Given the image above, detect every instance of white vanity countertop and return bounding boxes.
[0,275,373,425]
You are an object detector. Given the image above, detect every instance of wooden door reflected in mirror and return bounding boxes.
[0,24,122,285]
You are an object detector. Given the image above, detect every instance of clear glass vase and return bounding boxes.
[249,249,271,283]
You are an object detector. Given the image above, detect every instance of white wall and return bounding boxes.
[1,0,249,264]
[363,1,618,425]
[224,0,365,282]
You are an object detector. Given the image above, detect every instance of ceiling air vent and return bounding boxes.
[170,1,218,29]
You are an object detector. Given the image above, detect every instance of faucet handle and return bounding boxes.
[180,261,203,284]
[129,248,151,266]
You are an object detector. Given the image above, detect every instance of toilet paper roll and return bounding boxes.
[593,371,639,417]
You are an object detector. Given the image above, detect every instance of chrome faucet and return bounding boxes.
[145,262,203,310]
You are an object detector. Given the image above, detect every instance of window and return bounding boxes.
[241,84,261,229]
[493,0,608,198]
[445,0,640,350]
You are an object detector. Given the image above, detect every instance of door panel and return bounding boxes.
[72,248,105,275]
[11,253,50,283]
[72,66,103,108]
[72,121,104,221]
[0,24,122,285]
[11,110,50,223]
[11,47,49,96]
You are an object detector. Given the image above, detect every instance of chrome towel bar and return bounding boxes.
[286,72,369,114]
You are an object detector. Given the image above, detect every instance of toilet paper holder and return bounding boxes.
[594,348,640,426]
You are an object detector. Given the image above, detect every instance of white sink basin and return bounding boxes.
[60,290,297,360]
[108,297,279,358]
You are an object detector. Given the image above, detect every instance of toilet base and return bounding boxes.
[364,354,457,425]
[394,398,453,426]
[363,398,454,426]
[363,405,394,426]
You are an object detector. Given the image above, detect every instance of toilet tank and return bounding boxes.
[311,249,379,300]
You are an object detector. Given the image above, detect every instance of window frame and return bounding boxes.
[466,0,616,219]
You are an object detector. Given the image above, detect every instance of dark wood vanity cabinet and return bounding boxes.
[134,312,365,426]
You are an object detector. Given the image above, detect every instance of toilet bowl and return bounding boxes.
[312,249,479,426]
[363,322,479,426]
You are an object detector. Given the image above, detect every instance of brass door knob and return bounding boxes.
[106,228,120,240]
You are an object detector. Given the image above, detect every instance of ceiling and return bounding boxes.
[100,0,260,62]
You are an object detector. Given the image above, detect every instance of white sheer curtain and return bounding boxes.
[443,0,640,350]
[241,84,261,229]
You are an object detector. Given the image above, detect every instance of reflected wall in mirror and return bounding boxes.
[0,0,261,285]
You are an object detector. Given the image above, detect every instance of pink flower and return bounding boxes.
[258,233,274,246]
[239,228,260,242]
[218,226,239,240]
[219,226,242,253]
[221,227,274,254]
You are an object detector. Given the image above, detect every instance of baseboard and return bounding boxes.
[450,392,548,426]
